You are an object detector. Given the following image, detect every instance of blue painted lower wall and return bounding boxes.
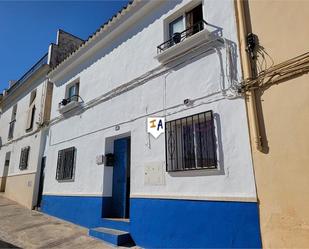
[41,195,261,248]
[41,195,112,228]
[130,198,261,248]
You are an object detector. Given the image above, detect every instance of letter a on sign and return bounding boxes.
[147,117,165,138]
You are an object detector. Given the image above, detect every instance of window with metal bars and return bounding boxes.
[165,110,217,172]
[19,146,30,170]
[56,147,76,181]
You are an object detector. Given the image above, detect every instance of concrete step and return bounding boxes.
[99,218,130,232]
[89,227,134,246]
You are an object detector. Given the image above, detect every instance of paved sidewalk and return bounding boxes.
[0,195,113,249]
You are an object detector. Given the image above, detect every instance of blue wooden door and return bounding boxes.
[112,138,130,218]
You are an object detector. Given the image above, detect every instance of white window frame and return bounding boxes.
[65,78,80,101]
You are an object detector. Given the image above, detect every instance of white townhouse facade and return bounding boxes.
[42,0,261,247]
[0,30,83,209]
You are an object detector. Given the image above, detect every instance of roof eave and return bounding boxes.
[48,0,164,82]
[2,64,50,104]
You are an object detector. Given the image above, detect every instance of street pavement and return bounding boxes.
[0,195,114,249]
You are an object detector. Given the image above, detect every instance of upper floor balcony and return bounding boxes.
[155,20,212,64]
[58,94,83,114]
[157,20,207,53]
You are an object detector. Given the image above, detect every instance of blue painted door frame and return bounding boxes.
[112,137,130,218]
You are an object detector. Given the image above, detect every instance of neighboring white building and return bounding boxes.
[0,30,83,209]
[41,0,261,247]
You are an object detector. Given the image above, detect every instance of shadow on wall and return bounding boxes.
[56,0,182,86]
[169,112,225,177]
[58,103,85,120]
[162,17,239,98]
[0,240,21,249]
[1,75,46,113]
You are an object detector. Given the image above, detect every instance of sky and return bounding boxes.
[0,0,130,92]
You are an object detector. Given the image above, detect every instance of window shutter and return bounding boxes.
[186,10,194,30]
[56,149,65,180]
[26,102,36,131]
[43,82,53,122]
[19,147,30,170]
[185,4,203,35]
[11,104,17,121]
[66,147,75,179]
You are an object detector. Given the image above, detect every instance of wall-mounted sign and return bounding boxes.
[147,117,165,138]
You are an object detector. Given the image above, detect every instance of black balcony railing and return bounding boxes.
[8,120,16,140]
[157,20,208,54]
[58,95,82,108]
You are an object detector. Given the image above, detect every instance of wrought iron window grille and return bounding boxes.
[56,147,76,181]
[165,110,217,172]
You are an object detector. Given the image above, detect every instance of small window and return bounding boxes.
[169,16,184,39]
[19,146,30,170]
[67,82,79,102]
[165,110,217,172]
[26,90,36,131]
[56,147,76,181]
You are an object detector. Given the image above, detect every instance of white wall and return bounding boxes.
[0,75,49,208]
[0,77,47,177]
[44,0,257,201]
